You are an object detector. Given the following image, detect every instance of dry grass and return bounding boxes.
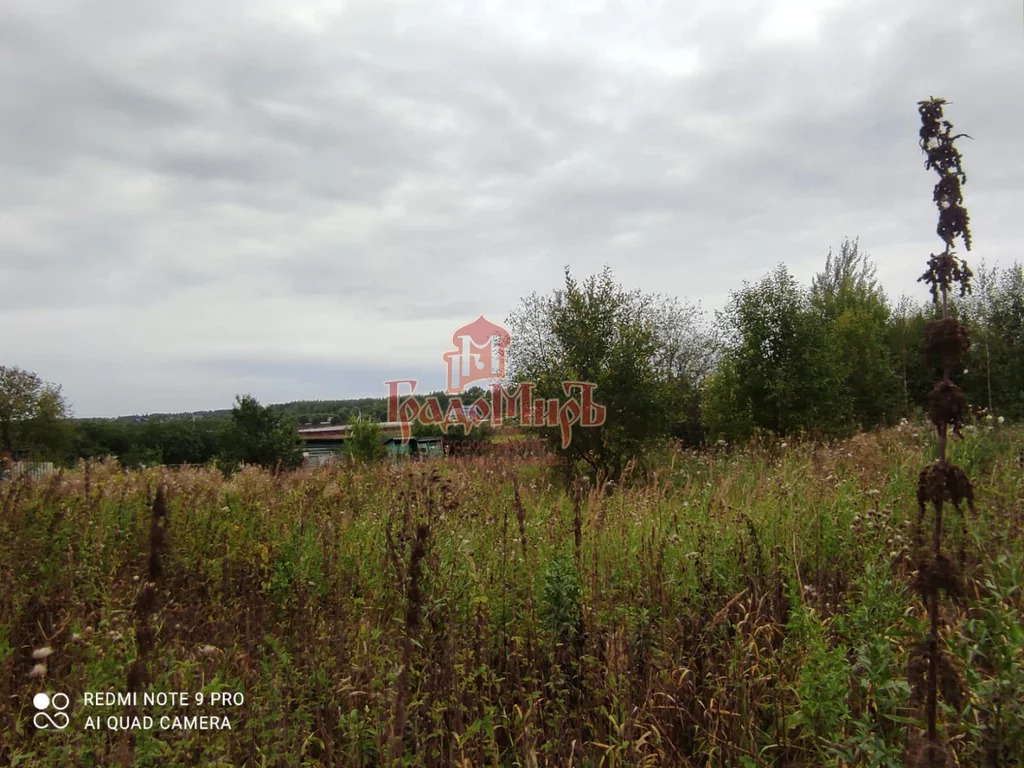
[1,424,1022,766]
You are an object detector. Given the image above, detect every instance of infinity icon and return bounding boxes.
[33,692,70,730]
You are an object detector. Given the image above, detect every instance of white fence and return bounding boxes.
[0,461,58,482]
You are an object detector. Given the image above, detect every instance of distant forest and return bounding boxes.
[87,396,405,427]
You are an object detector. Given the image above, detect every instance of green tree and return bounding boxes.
[960,262,1024,418]
[344,417,386,462]
[713,264,843,438]
[887,295,933,420]
[69,416,228,468]
[506,267,711,482]
[0,366,70,458]
[143,419,223,466]
[72,419,133,461]
[220,395,302,471]
[810,239,899,428]
[700,357,756,442]
[987,264,1024,417]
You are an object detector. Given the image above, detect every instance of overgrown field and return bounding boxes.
[2,424,1023,767]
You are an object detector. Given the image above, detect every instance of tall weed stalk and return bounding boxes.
[907,96,975,767]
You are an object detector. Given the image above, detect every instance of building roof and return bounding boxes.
[298,422,412,435]
[297,423,446,446]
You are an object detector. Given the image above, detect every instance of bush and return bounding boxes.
[345,418,386,462]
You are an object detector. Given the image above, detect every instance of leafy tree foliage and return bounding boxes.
[219,395,302,471]
[0,366,70,458]
[888,294,933,420]
[275,398,388,423]
[506,266,712,481]
[344,418,386,462]
[27,251,1024,473]
[700,357,756,442]
[810,239,900,428]
[700,243,1023,442]
[711,264,842,438]
[71,417,227,468]
[959,263,1024,418]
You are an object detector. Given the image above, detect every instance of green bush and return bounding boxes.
[344,418,386,462]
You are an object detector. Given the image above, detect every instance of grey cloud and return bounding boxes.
[1,0,1021,416]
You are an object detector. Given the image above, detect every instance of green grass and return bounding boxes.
[1,423,1022,766]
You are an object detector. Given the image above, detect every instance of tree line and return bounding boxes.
[0,390,307,471]
[0,378,493,470]
[2,239,1021,476]
[505,239,1022,480]
[702,241,1023,441]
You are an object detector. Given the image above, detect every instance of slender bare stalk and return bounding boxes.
[908,96,976,766]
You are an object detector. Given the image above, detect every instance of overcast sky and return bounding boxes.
[1,0,1021,417]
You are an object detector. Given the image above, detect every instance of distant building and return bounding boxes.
[297,423,444,466]
[447,401,487,421]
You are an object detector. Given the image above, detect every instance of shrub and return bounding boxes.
[345,417,387,463]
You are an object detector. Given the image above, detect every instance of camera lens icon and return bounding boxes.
[33,692,70,730]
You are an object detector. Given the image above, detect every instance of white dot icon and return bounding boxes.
[33,692,51,710]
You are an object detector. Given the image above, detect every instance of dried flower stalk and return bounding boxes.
[909,97,975,765]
